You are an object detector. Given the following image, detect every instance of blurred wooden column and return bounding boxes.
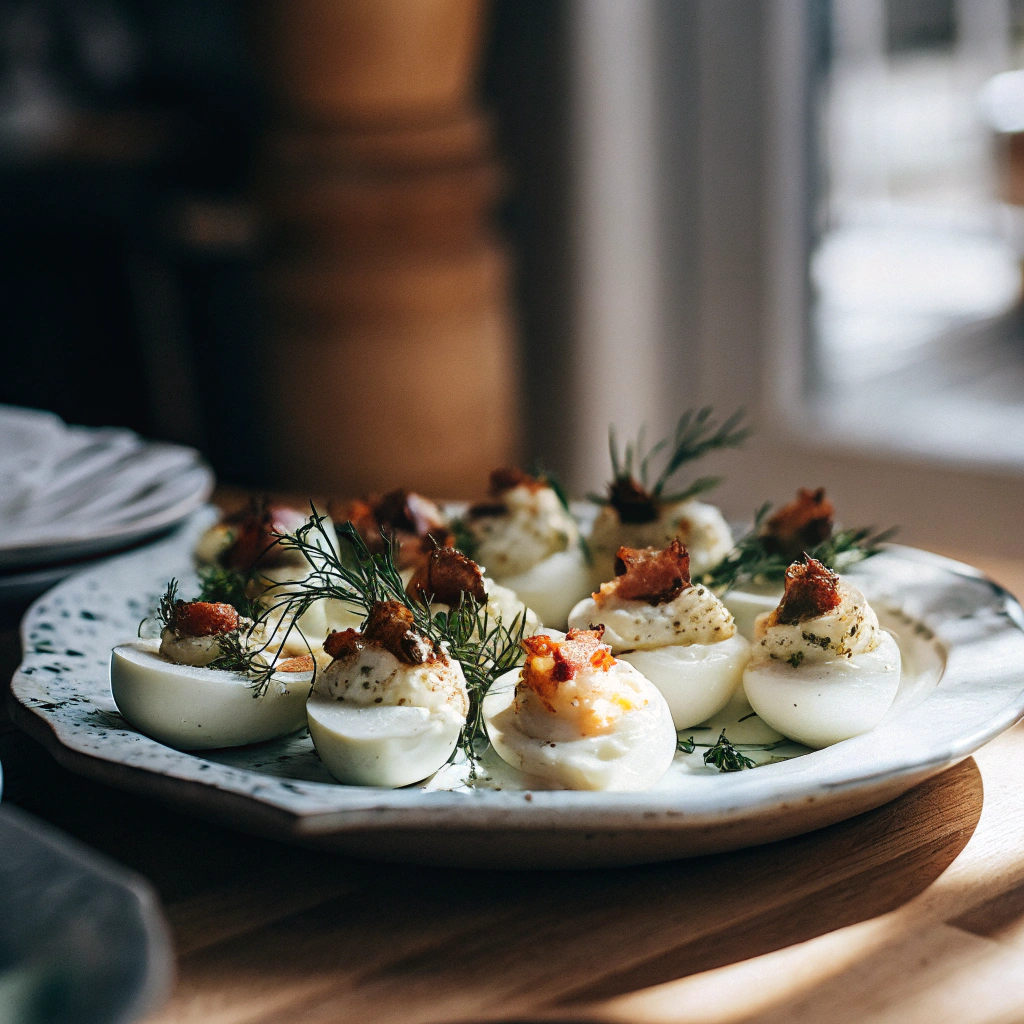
[250,0,518,497]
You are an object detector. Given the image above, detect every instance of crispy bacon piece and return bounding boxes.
[373,490,447,539]
[761,488,835,559]
[466,501,508,520]
[323,628,363,660]
[521,627,615,711]
[276,654,315,673]
[599,541,691,605]
[223,500,307,572]
[407,546,487,607]
[607,476,659,524]
[170,601,239,637]
[774,557,842,625]
[325,601,437,666]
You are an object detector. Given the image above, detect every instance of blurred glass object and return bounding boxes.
[811,0,1024,395]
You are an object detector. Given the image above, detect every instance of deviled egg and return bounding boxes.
[195,500,353,653]
[742,556,901,748]
[306,601,469,787]
[483,626,676,791]
[569,541,750,729]
[110,597,310,749]
[589,475,733,586]
[716,488,894,641]
[458,468,591,628]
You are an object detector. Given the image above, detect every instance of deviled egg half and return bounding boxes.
[483,626,676,791]
[195,500,355,654]
[589,476,734,586]
[306,601,469,787]
[742,557,901,748]
[110,596,311,749]
[458,468,591,628]
[406,543,540,636]
[569,541,750,729]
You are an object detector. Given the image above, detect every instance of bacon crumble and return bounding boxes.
[170,601,239,638]
[406,546,487,607]
[761,488,835,559]
[607,476,659,524]
[223,500,308,572]
[599,541,691,605]
[324,601,438,667]
[520,627,615,711]
[773,557,842,625]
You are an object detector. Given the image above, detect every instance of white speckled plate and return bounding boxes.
[10,509,1024,868]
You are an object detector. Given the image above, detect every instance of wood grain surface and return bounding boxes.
[3,544,1024,1024]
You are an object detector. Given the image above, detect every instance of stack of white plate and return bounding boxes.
[0,405,214,603]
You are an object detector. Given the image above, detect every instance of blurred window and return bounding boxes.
[808,0,1024,466]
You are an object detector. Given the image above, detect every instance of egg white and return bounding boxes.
[619,634,750,730]
[722,583,784,641]
[489,546,591,629]
[482,663,676,791]
[306,644,468,788]
[306,697,462,788]
[110,640,309,750]
[742,630,901,748]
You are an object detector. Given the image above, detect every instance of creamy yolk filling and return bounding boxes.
[515,630,644,738]
[468,477,580,578]
[752,557,883,666]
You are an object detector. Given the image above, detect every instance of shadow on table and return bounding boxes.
[0,725,982,1024]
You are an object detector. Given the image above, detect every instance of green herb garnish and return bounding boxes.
[702,730,757,772]
[701,504,895,592]
[197,564,258,619]
[590,407,750,521]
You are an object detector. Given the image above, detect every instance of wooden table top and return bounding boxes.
[3,543,1024,1024]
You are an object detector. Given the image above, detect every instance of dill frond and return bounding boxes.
[139,578,179,638]
[701,504,895,593]
[598,407,750,516]
[702,730,757,772]
[197,564,257,618]
[449,517,479,560]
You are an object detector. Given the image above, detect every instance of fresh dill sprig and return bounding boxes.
[139,578,180,638]
[676,729,790,770]
[208,629,270,678]
[593,407,750,508]
[430,601,527,772]
[197,564,258,619]
[702,730,757,772]
[270,507,528,768]
[701,504,896,592]
[449,516,479,560]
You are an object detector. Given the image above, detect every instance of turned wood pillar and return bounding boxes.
[250,0,518,498]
